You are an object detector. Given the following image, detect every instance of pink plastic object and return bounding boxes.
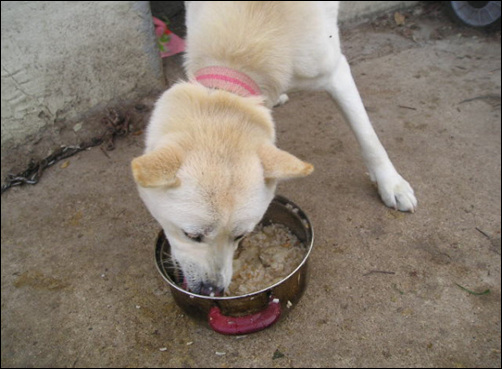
[153,16,185,57]
[208,297,282,335]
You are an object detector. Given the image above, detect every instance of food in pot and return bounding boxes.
[226,223,307,296]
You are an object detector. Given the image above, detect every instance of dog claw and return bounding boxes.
[377,172,417,213]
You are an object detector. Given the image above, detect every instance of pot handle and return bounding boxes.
[208,297,281,335]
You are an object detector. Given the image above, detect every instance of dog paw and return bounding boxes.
[274,94,289,107]
[374,171,417,212]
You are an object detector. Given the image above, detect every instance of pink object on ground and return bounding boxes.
[153,16,185,57]
[208,297,281,335]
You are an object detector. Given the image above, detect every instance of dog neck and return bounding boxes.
[194,66,262,98]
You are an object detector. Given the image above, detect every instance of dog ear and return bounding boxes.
[131,146,183,188]
[258,144,313,180]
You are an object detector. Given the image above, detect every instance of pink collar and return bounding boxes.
[194,66,261,97]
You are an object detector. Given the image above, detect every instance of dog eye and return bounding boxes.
[183,231,203,243]
[234,234,245,242]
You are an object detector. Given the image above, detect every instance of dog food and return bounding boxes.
[226,223,307,296]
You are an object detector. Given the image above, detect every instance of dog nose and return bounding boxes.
[199,282,224,297]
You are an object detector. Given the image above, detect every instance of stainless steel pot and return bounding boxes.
[155,195,314,335]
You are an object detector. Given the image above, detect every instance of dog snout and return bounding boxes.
[198,282,225,297]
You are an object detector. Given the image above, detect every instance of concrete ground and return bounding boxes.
[2,4,501,368]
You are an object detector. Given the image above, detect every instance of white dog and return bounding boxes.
[132,1,416,296]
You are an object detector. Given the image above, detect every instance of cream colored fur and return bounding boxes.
[131,83,312,294]
[132,1,416,295]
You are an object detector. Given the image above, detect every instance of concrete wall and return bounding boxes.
[1,1,164,156]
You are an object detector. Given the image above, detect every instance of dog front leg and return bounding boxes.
[326,55,417,212]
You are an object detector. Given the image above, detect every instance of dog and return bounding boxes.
[132,1,417,296]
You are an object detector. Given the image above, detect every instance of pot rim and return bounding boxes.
[155,195,314,301]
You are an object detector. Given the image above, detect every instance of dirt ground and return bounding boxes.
[1,3,501,368]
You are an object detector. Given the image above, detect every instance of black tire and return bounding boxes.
[445,1,501,29]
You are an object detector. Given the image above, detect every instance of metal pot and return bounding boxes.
[155,195,314,335]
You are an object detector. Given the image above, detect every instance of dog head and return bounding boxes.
[132,83,313,295]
